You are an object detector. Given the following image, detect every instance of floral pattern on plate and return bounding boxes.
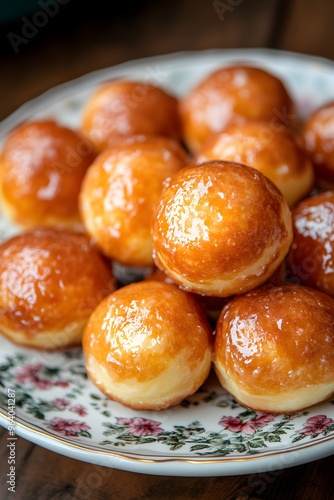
[1,347,334,458]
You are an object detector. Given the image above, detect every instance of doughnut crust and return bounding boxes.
[0,120,94,228]
[197,122,314,207]
[0,228,115,349]
[290,191,334,296]
[83,281,212,410]
[302,101,334,188]
[80,136,188,267]
[214,284,334,413]
[152,161,293,297]
[82,80,181,153]
[181,65,294,152]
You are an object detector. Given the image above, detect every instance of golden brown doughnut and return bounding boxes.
[152,161,292,297]
[83,281,212,410]
[181,65,294,153]
[80,136,188,267]
[0,120,94,229]
[214,284,334,413]
[302,101,334,189]
[0,228,115,349]
[289,191,334,296]
[196,122,314,207]
[81,80,181,153]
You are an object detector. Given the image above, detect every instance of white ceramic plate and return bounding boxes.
[1,49,334,477]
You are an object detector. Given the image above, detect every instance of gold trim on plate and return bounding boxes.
[1,408,334,464]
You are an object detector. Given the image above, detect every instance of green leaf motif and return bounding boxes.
[80,430,91,438]
[44,367,60,378]
[102,411,111,418]
[324,424,334,435]
[234,444,247,453]
[31,409,45,420]
[248,440,266,449]
[238,410,257,421]
[291,434,305,443]
[190,444,210,451]
[170,443,184,451]
[266,434,281,443]
[90,394,101,400]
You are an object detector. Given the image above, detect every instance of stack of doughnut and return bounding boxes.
[1,65,334,413]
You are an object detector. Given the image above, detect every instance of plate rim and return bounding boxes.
[1,47,334,133]
[1,411,334,476]
[1,47,334,476]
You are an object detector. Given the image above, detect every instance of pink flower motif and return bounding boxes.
[15,364,42,383]
[54,381,69,388]
[116,417,133,426]
[219,416,247,433]
[128,418,163,437]
[14,364,69,390]
[47,417,90,437]
[34,379,54,390]
[70,405,87,417]
[117,417,163,436]
[299,415,334,436]
[15,364,53,390]
[53,398,71,410]
[253,413,275,426]
[219,413,275,435]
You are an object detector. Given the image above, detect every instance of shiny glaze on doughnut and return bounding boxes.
[0,228,115,337]
[83,281,212,409]
[290,191,334,295]
[214,284,334,397]
[181,65,294,152]
[0,120,95,228]
[82,80,181,153]
[152,161,292,296]
[197,121,314,207]
[84,281,212,383]
[80,136,188,267]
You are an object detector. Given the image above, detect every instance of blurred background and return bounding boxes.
[0,0,333,120]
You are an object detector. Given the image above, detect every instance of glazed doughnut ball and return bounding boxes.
[0,120,95,229]
[214,284,334,413]
[83,281,212,410]
[152,161,293,297]
[289,191,334,296]
[181,65,294,153]
[0,228,115,349]
[197,122,314,207]
[80,136,188,267]
[302,101,334,188]
[81,80,181,153]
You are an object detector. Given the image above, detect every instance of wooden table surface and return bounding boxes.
[1,0,334,498]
